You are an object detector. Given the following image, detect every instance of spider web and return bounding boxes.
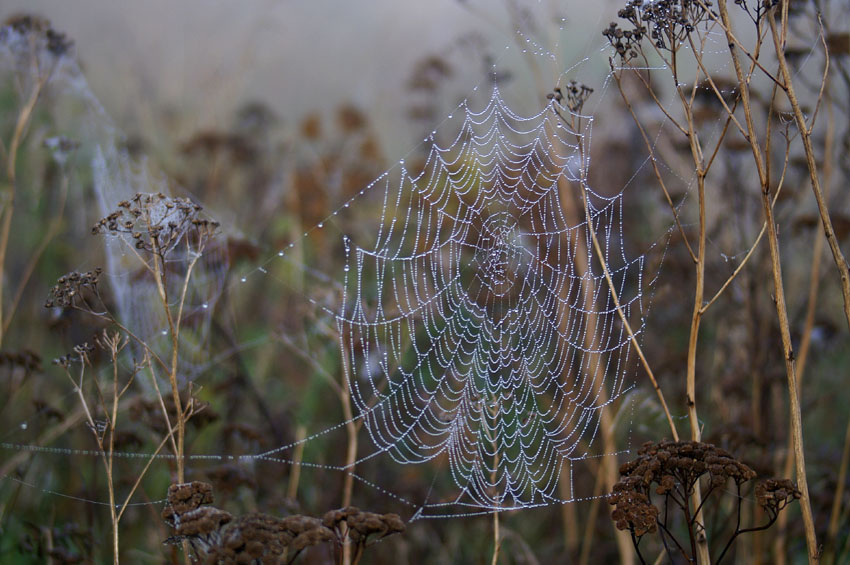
[327,87,646,513]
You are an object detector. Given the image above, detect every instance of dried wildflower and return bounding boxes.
[616,440,756,499]
[733,0,779,26]
[53,342,95,369]
[45,269,102,309]
[756,478,801,518]
[180,131,257,164]
[162,481,215,526]
[549,80,594,113]
[2,14,73,57]
[162,482,338,563]
[235,101,277,133]
[323,505,406,560]
[604,0,713,58]
[609,479,659,536]
[611,440,797,563]
[44,28,72,56]
[92,193,218,257]
[162,482,403,564]
[3,14,51,34]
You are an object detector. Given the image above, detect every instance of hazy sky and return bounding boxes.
[0,1,615,150]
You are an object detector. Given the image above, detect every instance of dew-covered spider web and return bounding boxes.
[213,66,665,517]
[0,0,728,524]
[324,88,645,512]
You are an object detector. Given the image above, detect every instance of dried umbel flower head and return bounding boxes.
[162,482,336,563]
[323,506,406,550]
[174,506,233,539]
[617,440,757,495]
[610,440,757,539]
[161,481,215,526]
[756,478,801,518]
[609,479,659,536]
[45,269,102,309]
[548,81,594,114]
[1,14,73,57]
[604,0,713,59]
[161,482,404,564]
[92,193,219,257]
[52,342,95,369]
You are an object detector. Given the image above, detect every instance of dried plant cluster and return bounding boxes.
[44,269,102,309]
[610,441,799,563]
[162,481,404,565]
[92,193,219,256]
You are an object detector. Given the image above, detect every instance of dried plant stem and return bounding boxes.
[679,92,711,565]
[770,11,850,335]
[758,165,818,564]
[487,410,501,565]
[582,189,678,441]
[339,339,358,565]
[286,425,307,501]
[148,236,201,484]
[715,2,818,561]
[578,401,632,565]
[0,69,46,346]
[684,173,706,446]
[491,503,501,565]
[776,83,834,563]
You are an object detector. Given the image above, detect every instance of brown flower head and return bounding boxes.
[45,269,102,309]
[92,193,218,257]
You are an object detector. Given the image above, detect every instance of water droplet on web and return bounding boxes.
[241,277,247,283]
[343,264,350,272]
[202,303,209,309]
[20,422,27,430]
[161,329,168,335]
[278,251,284,256]
[317,223,324,229]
